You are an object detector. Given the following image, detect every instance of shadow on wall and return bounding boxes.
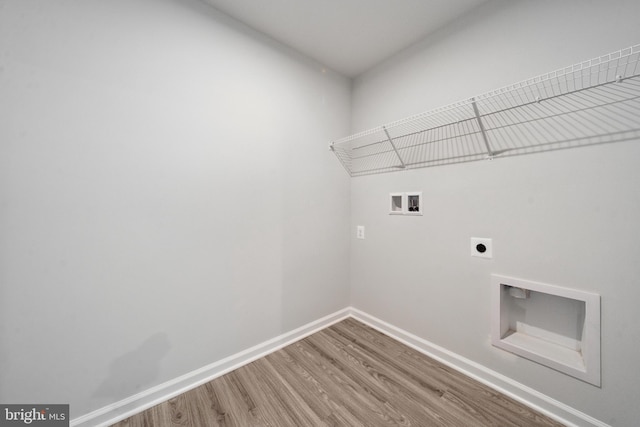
[93,333,171,400]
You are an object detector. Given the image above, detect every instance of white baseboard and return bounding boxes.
[72,306,608,427]
[71,308,351,427]
[349,308,610,427]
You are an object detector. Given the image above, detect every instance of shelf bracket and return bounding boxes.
[471,98,495,158]
[382,126,406,169]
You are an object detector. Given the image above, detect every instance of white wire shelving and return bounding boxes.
[330,44,640,177]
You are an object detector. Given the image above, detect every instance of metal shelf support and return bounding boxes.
[471,98,495,158]
[382,126,406,169]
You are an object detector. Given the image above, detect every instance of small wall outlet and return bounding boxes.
[356,225,365,239]
[471,237,492,258]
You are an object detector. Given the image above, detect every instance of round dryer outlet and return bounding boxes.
[470,237,492,259]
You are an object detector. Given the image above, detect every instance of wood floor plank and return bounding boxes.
[289,338,408,426]
[318,322,497,426]
[278,344,369,426]
[238,358,321,426]
[265,349,359,425]
[303,330,450,425]
[214,371,263,426]
[334,319,555,426]
[112,319,564,427]
[331,319,558,427]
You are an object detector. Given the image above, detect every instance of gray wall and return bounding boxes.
[3,0,640,424]
[0,0,351,417]
[350,1,640,425]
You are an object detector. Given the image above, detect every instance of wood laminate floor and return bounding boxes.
[113,318,564,426]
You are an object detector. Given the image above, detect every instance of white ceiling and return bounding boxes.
[202,0,489,77]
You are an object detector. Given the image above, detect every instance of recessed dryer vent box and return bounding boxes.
[491,274,601,386]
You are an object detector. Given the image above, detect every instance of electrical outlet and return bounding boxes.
[471,237,492,258]
[356,226,365,239]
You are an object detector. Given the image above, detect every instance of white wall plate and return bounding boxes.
[471,237,492,258]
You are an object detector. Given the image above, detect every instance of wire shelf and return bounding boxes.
[330,45,640,177]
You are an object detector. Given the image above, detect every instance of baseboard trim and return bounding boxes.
[71,308,351,427]
[349,308,610,427]
[72,306,609,427]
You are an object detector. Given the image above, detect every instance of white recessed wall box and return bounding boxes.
[405,192,422,215]
[389,192,422,216]
[389,193,403,215]
[491,274,601,386]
